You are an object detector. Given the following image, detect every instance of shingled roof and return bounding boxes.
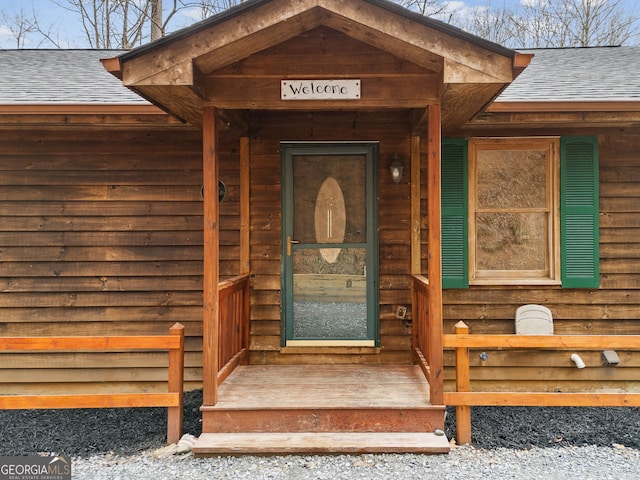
[1,46,639,106]
[498,46,640,103]
[0,49,149,105]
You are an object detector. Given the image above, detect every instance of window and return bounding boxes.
[469,138,559,285]
[442,137,599,289]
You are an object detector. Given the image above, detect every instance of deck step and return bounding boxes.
[201,405,445,433]
[192,431,450,456]
[201,365,445,434]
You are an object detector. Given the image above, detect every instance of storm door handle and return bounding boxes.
[287,235,299,256]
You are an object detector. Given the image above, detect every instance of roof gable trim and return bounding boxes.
[118,0,518,88]
[120,0,515,63]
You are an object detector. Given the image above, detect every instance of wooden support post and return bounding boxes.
[426,103,444,405]
[454,320,472,445]
[167,322,185,445]
[240,136,250,275]
[239,136,250,366]
[411,134,421,276]
[202,106,220,407]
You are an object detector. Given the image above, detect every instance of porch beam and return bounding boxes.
[426,103,444,405]
[205,75,440,110]
[202,106,220,406]
[219,110,251,136]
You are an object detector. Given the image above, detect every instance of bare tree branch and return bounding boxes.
[394,0,448,16]
[433,0,639,48]
[30,11,63,48]
[457,1,517,46]
[178,0,246,20]
[0,8,38,48]
[50,0,151,49]
[510,0,639,47]
[3,0,639,50]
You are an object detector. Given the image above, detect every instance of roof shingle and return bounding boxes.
[497,46,640,103]
[0,49,149,105]
[1,46,640,106]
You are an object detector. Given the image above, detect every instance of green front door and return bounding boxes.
[281,143,379,347]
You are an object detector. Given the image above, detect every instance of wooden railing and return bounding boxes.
[0,323,185,444]
[217,274,250,386]
[412,275,444,404]
[443,321,640,445]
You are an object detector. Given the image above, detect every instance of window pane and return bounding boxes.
[293,155,366,244]
[292,248,367,339]
[476,212,547,271]
[477,149,547,209]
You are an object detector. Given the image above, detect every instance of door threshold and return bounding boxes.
[285,340,375,347]
[280,346,380,355]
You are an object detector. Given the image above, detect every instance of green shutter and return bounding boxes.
[441,139,468,289]
[561,136,599,288]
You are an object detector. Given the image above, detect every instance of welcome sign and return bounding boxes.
[281,79,361,100]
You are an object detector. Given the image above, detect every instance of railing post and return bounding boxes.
[454,320,472,445]
[411,276,419,364]
[167,322,185,445]
[242,275,250,364]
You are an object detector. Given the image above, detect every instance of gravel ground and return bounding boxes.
[1,390,639,479]
[69,445,640,480]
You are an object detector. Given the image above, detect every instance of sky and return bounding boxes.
[0,0,207,48]
[0,0,638,49]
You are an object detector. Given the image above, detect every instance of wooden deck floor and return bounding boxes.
[213,364,433,409]
[193,364,449,455]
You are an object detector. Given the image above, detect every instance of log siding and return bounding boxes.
[0,124,223,394]
[2,119,638,394]
[441,130,640,393]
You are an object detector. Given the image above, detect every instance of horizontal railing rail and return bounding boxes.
[0,323,185,445]
[443,321,640,445]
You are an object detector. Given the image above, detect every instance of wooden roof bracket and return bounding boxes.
[100,57,122,79]
[512,52,534,79]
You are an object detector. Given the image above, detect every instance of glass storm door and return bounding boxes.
[281,143,379,347]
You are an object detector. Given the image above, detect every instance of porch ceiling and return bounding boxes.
[105,0,527,130]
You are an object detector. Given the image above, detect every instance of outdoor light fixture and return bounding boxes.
[218,180,227,202]
[200,181,227,202]
[389,154,404,184]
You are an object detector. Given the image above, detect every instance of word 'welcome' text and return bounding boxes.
[281,80,360,100]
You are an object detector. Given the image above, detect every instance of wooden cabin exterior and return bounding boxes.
[1,0,640,453]
[0,50,206,393]
[450,47,640,394]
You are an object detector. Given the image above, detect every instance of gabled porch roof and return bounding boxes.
[104,0,529,130]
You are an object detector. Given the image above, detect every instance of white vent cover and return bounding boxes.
[515,304,553,335]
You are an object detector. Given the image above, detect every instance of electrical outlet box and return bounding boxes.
[395,305,407,319]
